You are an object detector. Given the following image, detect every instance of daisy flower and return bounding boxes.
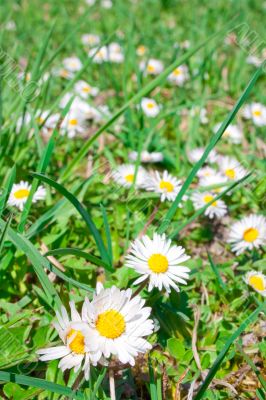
[140,98,160,118]
[82,284,154,366]
[129,151,163,163]
[228,214,266,255]
[8,181,46,211]
[81,33,100,47]
[242,102,266,127]
[89,46,109,63]
[54,68,74,80]
[187,147,218,164]
[37,301,100,379]
[108,42,124,63]
[199,173,227,193]
[219,156,248,182]
[125,233,190,293]
[244,271,266,297]
[74,80,99,99]
[35,110,60,135]
[140,59,164,76]
[136,45,147,57]
[144,170,183,202]
[197,166,217,180]
[214,123,243,144]
[191,191,227,219]
[63,57,83,72]
[61,109,87,138]
[167,65,189,86]
[112,164,148,188]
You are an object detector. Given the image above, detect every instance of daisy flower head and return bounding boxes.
[82,283,154,366]
[112,164,148,188]
[191,191,227,219]
[8,181,46,211]
[126,233,190,293]
[144,170,183,202]
[196,166,217,180]
[219,156,248,182]
[74,80,99,99]
[167,64,189,86]
[228,214,266,255]
[37,301,99,379]
[187,147,218,164]
[108,42,124,63]
[214,123,243,144]
[244,271,266,297]
[63,57,83,72]
[242,102,266,127]
[54,67,74,80]
[140,58,164,76]
[129,151,163,163]
[61,108,87,138]
[35,110,60,136]
[199,173,227,193]
[140,98,160,118]
[89,46,109,63]
[81,33,100,47]
[136,44,147,57]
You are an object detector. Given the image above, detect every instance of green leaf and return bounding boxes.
[45,248,110,270]
[0,371,84,399]
[167,338,186,360]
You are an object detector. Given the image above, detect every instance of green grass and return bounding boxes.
[0,0,265,399]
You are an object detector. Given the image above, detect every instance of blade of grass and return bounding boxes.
[236,343,266,392]
[0,371,84,400]
[169,172,252,237]
[32,173,113,271]
[18,96,75,233]
[91,367,107,399]
[207,252,227,291]
[45,248,110,270]
[194,301,266,400]
[0,218,62,309]
[0,214,12,254]
[159,64,264,234]
[0,164,16,218]
[148,356,158,400]
[60,19,237,182]
[100,204,113,265]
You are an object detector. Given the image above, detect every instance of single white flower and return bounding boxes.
[37,302,100,379]
[74,80,99,99]
[167,65,189,86]
[191,191,227,219]
[129,151,163,163]
[197,166,217,179]
[35,110,60,135]
[89,46,109,63]
[144,170,183,202]
[242,103,266,127]
[199,173,227,193]
[126,233,190,293]
[63,57,83,72]
[190,106,208,124]
[61,109,87,138]
[228,214,266,255]
[8,181,46,211]
[219,156,248,182]
[108,42,124,63]
[54,67,74,80]
[101,0,113,8]
[112,164,148,188]
[136,45,147,57]
[81,34,100,47]
[187,147,218,164]
[214,123,243,144]
[246,55,263,67]
[140,59,164,76]
[244,271,266,296]
[82,283,154,366]
[140,98,160,118]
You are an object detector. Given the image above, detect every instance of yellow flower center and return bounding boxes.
[137,45,146,55]
[252,110,261,117]
[96,309,125,339]
[147,64,155,73]
[37,117,44,124]
[225,168,236,180]
[243,227,259,243]
[159,180,174,193]
[69,118,78,126]
[125,173,134,183]
[61,69,69,78]
[67,329,85,354]
[223,129,230,137]
[248,275,265,291]
[148,253,168,273]
[203,194,217,206]
[173,68,181,76]
[147,102,155,109]
[82,86,91,93]
[13,189,30,199]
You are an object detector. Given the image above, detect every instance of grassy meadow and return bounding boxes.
[0,0,265,399]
